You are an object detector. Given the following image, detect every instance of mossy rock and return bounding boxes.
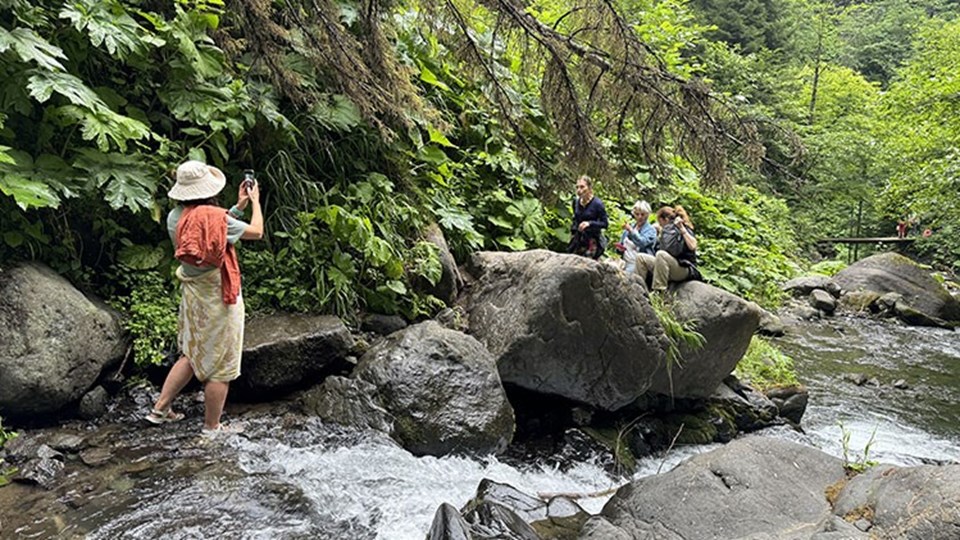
[662,413,718,446]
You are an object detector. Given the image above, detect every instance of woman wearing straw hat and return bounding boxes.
[145,160,263,434]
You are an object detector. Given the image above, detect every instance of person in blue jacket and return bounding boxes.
[618,200,657,278]
[568,175,609,259]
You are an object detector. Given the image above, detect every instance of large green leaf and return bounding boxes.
[0,27,66,71]
[0,174,60,210]
[59,0,164,59]
[73,150,156,211]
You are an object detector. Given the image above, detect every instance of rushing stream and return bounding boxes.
[2,313,958,539]
[772,313,960,466]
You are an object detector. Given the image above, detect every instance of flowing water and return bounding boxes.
[2,314,958,539]
[770,314,960,466]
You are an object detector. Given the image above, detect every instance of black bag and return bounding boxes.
[659,224,686,258]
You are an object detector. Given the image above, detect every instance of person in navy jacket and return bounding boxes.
[568,175,609,259]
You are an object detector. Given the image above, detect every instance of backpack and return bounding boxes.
[659,224,687,259]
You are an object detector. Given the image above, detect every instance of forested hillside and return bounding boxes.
[1,0,957,367]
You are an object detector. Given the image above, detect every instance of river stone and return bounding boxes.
[840,291,882,313]
[360,313,407,335]
[833,252,960,324]
[352,321,515,456]
[755,305,785,336]
[464,250,668,411]
[419,223,463,306]
[593,436,847,539]
[233,314,355,400]
[894,299,955,329]
[300,376,394,434]
[765,385,809,424]
[810,289,838,314]
[647,281,760,398]
[78,385,110,420]
[462,500,540,540]
[13,456,64,489]
[783,275,841,298]
[832,464,960,539]
[427,503,474,540]
[0,262,127,419]
[709,381,779,431]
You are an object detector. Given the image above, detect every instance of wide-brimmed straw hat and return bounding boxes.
[168,160,226,201]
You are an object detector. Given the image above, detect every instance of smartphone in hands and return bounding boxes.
[243,169,256,191]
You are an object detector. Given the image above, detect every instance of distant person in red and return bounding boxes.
[896,220,908,238]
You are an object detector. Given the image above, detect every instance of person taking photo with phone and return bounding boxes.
[651,205,701,294]
[145,160,263,435]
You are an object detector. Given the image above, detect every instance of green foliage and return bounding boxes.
[650,293,706,397]
[109,267,179,367]
[839,420,879,474]
[243,173,444,320]
[735,336,800,391]
[809,259,846,276]
[668,177,801,307]
[0,416,17,448]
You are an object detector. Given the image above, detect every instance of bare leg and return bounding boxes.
[203,381,230,430]
[153,356,195,412]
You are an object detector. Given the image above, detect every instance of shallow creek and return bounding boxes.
[1,314,957,539]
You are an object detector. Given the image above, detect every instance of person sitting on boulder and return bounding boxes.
[145,160,264,435]
[652,205,701,293]
[568,175,609,259]
[619,200,657,279]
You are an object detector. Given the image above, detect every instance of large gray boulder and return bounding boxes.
[0,263,127,419]
[647,281,761,398]
[832,464,960,539]
[351,321,515,456]
[833,253,960,324]
[232,314,355,400]
[463,250,668,411]
[586,437,848,539]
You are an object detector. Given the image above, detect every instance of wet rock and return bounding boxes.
[866,377,881,387]
[765,385,809,424]
[462,500,540,540]
[877,292,903,312]
[595,437,848,539]
[419,223,463,306]
[14,456,64,489]
[845,373,869,386]
[47,433,86,453]
[233,314,355,400]
[648,281,761,399]
[79,386,110,420]
[783,275,841,298]
[79,447,113,467]
[360,313,407,336]
[460,479,590,539]
[892,379,909,390]
[833,464,960,538]
[853,519,872,532]
[894,300,955,329]
[755,305,785,336]
[834,252,960,325]
[0,262,127,420]
[300,376,394,434]
[810,289,838,314]
[840,291,883,313]
[352,321,515,456]
[710,381,780,430]
[463,250,668,410]
[427,503,473,540]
